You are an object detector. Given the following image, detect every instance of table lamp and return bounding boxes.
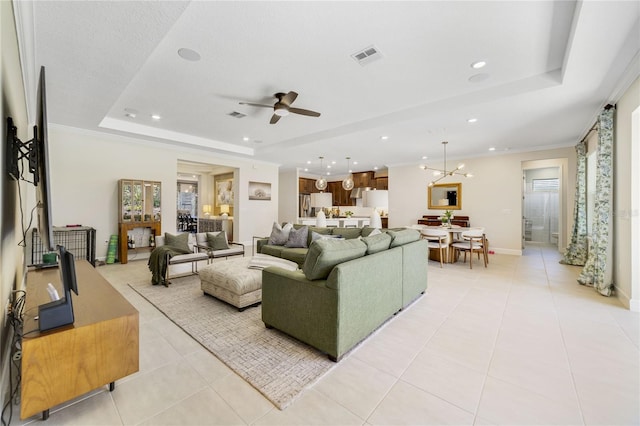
[220,204,230,218]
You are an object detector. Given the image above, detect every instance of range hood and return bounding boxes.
[350,187,372,199]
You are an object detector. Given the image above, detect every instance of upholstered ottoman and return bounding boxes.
[200,257,262,311]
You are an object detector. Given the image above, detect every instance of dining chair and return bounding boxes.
[450,227,487,269]
[420,228,449,268]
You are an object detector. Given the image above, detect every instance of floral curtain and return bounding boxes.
[560,140,588,265]
[578,107,615,296]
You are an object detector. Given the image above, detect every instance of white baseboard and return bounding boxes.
[493,248,523,256]
[615,285,639,312]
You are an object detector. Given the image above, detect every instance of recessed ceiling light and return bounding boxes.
[242,137,249,141]
[353,161,358,165]
[381,136,389,140]
[373,166,378,170]
[151,114,161,120]
[306,160,311,164]
[471,61,486,69]
[422,156,428,160]
[327,165,332,169]
[178,48,201,62]
[467,118,478,123]
[304,168,308,172]
[489,147,496,151]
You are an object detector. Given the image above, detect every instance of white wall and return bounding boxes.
[278,169,299,225]
[613,77,639,310]
[47,125,279,259]
[389,147,576,254]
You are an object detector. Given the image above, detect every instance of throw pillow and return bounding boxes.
[285,225,309,248]
[362,232,392,255]
[164,232,191,253]
[303,239,367,281]
[268,222,293,245]
[207,232,229,250]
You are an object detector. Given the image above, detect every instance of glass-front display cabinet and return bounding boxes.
[118,179,161,223]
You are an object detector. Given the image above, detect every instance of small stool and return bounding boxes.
[200,257,262,311]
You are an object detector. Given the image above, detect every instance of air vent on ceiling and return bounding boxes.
[351,45,382,66]
[228,111,246,118]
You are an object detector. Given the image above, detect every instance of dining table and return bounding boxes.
[405,224,472,263]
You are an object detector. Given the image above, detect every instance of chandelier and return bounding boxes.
[315,156,328,190]
[421,141,472,186]
[342,157,354,190]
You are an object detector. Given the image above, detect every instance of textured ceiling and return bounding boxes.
[20,1,640,177]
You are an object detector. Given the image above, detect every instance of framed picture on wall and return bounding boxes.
[248,181,271,200]
[215,174,234,207]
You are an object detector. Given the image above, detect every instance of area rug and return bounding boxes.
[128,275,335,410]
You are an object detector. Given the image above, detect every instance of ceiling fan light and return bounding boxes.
[274,107,289,117]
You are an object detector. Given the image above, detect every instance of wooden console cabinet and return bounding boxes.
[118,221,161,264]
[21,261,139,420]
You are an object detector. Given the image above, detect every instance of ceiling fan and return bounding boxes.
[239,91,321,124]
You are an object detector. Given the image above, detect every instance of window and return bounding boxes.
[532,178,559,192]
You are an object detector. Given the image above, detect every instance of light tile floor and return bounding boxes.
[12,244,640,425]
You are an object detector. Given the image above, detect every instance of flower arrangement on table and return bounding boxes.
[344,210,354,218]
[441,210,454,227]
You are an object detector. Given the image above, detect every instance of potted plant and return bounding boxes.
[344,210,354,218]
[441,210,454,227]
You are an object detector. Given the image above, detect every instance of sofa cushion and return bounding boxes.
[285,225,309,248]
[248,254,298,271]
[336,227,363,240]
[280,248,308,267]
[207,231,230,250]
[361,227,381,237]
[307,226,333,246]
[164,232,191,253]
[362,232,392,255]
[311,231,343,242]
[261,244,286,258]
[303,239,367,281]
[387,229,420,248]
[268,222,293,245]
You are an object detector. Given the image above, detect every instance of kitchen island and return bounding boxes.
[298,217,371,227]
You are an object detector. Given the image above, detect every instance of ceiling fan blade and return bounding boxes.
[280,91,298,106]
[289,107,321,117]
[239,102,272,108]
[270,114,282,124]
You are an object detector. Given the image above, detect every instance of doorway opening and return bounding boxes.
[177,160,237,237]
[522,158,567,252]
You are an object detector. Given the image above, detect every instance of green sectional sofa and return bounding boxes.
[256,225,379,267]
[261,228,428,361]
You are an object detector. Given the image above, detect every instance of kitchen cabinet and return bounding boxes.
[376,176,388,190]
[353,171,375,188]
[327,181,354,206]
[299,178,319,194]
